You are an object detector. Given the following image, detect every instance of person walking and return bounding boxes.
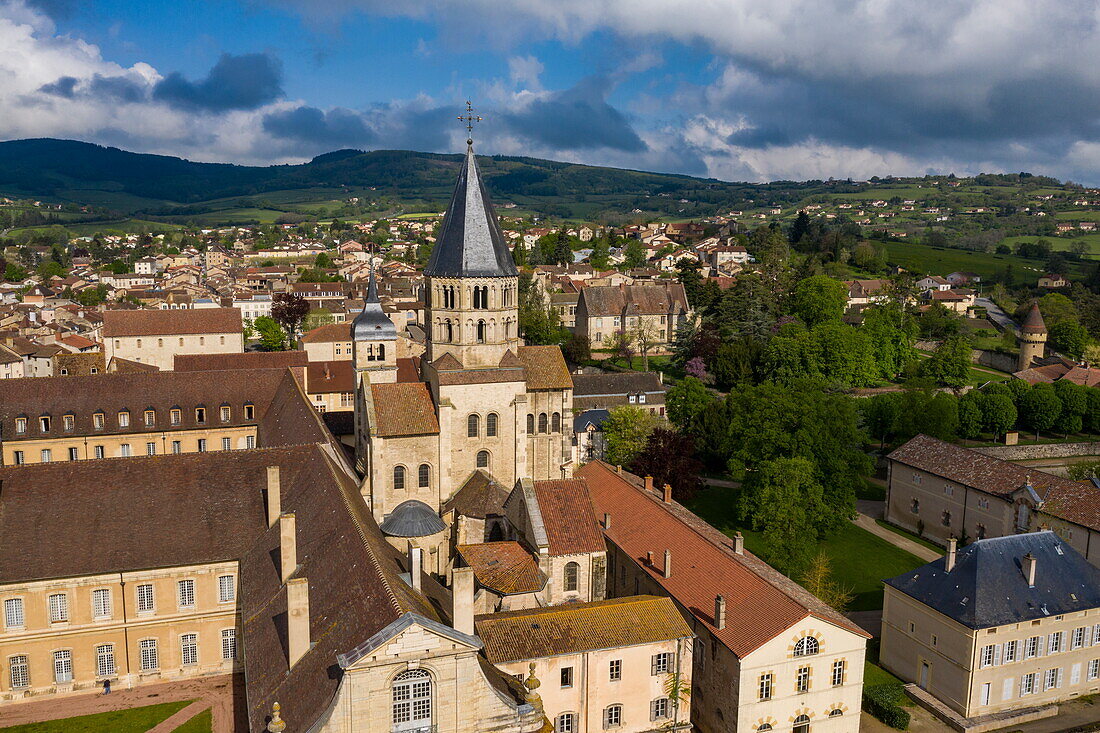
[103,679,111,695]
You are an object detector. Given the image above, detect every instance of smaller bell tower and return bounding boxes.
[352,266,398,384]
[1017,303,1047,371]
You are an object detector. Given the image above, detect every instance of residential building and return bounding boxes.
[102,308,243,370]
[571,371,668,416]
[575,282,692,348]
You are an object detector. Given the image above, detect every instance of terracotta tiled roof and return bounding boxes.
[396,357,420,382]
[457,542,546,595]
[476,596,691,663]
[518,345,572,390]
[532,479,606,556]
[578,282,690,317]
[298,322,352,343]
[174,350,308,371]
[576,461,869,657]
[1021,304,1047,334]
[443,469,510,518]
[108,356,160,373]
[433,352,464,370]
[102,307,242,337]
[370,382,439,436]
[305,360,355,394]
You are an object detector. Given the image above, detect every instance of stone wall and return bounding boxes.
[974,350,1019,374]
[972,442,1100,460]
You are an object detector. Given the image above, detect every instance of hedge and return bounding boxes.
[862,682,911,730]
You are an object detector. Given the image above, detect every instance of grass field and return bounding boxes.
[882,240,1092,284]
[0,699,193,733]
[685,484,925,611]
[171,708,212,733]
[1002,233,1100,255]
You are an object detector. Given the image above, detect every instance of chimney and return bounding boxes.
[662,484,672,503]
[646,550,654,565]
[603,513,612,530]
[452,567,475,636]
[663,550,672,579]
[714,595,727,630]
[733,531,744,555]
[409,543,423,593]
[644,475,654,493]
[945,537,957,573]
[280,513,297,583]
[616,465,623,475]
[1023,552,1037,588]
[266,466,281,527]
[287,577,310,668]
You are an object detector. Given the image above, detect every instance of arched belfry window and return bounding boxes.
[418,464,430,488]
[564,561,579,592]
[393,465,406,490]
[552,412,561,433]
[392,669,432,730]
[538,413,548,434]
[487,412,498,437]
[467,414,480,438]
[476,320,486,343]
[476,450,490,469]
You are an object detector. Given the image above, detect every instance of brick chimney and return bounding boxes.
[1023,552,1037,588]
[287,577,310,668]
[714,595,727,630]
[733,531,744,555]
[663,550,672,579]
[452,567,475,636]
[266,466,281,527]
[662,484,672,503]
[280,513,297,583]
[603,513,612,530]
[409,544,422,593]
[644,475,654,493]
[945,537,957,573]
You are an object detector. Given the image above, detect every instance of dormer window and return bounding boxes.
[39,416,51,432]
[220,405,231,422]
[14,417,26,434]
[244,404,255,420]
[93,412,105,429]
[170,408,182,426]
[144,410,155,427]
[63,414,74,431]
[118,411,130,428]
[195,407,206,424]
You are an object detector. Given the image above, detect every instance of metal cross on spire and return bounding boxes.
[457,100,482,144]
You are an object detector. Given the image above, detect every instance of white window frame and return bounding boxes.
[53,649,72,683]
[609,659,621,681]
[1074,627,1087,650]
[137,583,155,613]
[981,644,996,668]
[178,579,195,608]
[96,644,115,677]
[652,652,672,675]
[139,639,158,671]
[1004,640,1019,663]
[221,628,236,660]
[603,704,622,729]
[222,437,231,451]
[92,588,111,619]
[796,665,811,693]
[180,633,198,666]
[48,593,68,623]
[218,575,236,603]
[9,654,29,688]
[758,672,773,700]
[1089,659,1100,681]
[4,598,24,629]
[832,659,846,686]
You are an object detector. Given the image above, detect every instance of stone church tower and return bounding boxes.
[1017,303,1047,371]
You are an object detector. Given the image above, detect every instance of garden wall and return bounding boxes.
[973,442,1100,460]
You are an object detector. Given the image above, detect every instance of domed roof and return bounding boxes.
[1021,303,1047,334]
[379,500,446,537]
[352,266,397,342]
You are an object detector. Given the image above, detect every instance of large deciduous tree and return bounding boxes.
[602,405,659,467]
[740,457,824,575]
[791,275,847,327]
[272,292,310,336]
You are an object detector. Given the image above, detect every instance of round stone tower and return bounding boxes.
[1017,303,1047,371]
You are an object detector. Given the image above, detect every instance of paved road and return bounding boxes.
[852,506,942,563]
[977,296,1017,333]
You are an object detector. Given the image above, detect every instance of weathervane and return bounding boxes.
[457,100,482,144]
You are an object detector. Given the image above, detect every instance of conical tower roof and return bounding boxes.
[1021,303,1047,334]
[424,143,518,278]
[352,265,397,341]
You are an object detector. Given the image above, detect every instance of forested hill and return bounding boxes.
[0,138,843,218]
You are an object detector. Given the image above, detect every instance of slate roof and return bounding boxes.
[476,596,692,663]
[369,382,439,436]
[442,469,510,519]
[578,282,690,317]
[424,145,518,278]
[575,461,869,657]
[457,542,547,595]
[379,500,447,537]
[574,408,610,432]
[102,307,242,337]
[531,479,606,556]
[517,345,572,390]
[174,350,308,371]
[352,267,398,341]
[570,372,667,410]
[884,531,1100,628]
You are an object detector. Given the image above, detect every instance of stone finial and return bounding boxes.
[524,662,544,711]
[267,702,286,732]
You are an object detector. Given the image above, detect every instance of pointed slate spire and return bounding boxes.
[352,264,396,341]
[424,142,518,278]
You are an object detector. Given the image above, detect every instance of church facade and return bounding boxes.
[352,143,574,570]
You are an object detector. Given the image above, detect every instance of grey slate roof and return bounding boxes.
[379,499,447,537]
[884,531,1100,629]
[352,266,397,341]
[424,144,518,278]
[574,408,610,432]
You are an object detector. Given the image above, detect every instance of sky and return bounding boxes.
[2,0,1100,184]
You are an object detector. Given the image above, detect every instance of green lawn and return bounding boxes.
[171,708,212,733]
[0,699,193,733]
[1002,233,1100,255]
[685,484,926,611]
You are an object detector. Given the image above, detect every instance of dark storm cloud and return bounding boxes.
[263,105,376,147]
[39,76,78,98]
[501,77,646,152]
[39,74,147,104]
[153,53,284,112]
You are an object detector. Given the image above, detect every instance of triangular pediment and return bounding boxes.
[338,612,482,670]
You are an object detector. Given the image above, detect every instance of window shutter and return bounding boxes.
[1002,677,1014,701]
[993,644,1002,666]
[1072,663,1082,685]
[1037,636,1046,656]
[650,699,658,722]
[651,654,658,676]
[603,707,611,730]
[1057,667,1065,688]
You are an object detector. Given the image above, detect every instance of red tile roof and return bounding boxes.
[575,461,869,657]
[102,307,242,337]
[174,351,308,371]
[369,382,439,437]
[532,479,606,556]
[305,360,355,394]
[517,345,572,390]
[299,322,352,344]
[457,542,546,595]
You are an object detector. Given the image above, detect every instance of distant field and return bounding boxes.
[1002,234,1100,254]
[883,241,1057,284]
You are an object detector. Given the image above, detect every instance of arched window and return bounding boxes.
[527,414,535,434]
[476,320,486,343]
[418,464,430,488]
[793,636,819,657]
[538,413,548,433]
[757,725,773,732]
[828,709,843,718]
[486,412,498,437]
[793,714,810,733]
[602,705,622,729]
[551,412,561,433]
[564,561,579,592]
[467,414,480,438]
[393,465,406,490]
[392,669,432,729]
[555,712,577,733]
[377,343,385,360]
[476,450,490,469]
[444,320,453,342]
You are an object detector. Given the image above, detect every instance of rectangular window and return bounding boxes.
[832,659,846,686]
[40,449,51,463]
[759,673,773,700]
[93,413,104,429]
[68,447,78,461]
[118,411,129,427]
[981,645,996,668]
[197,439,207,453]
[609,659,621,681]
[119,444,131,457]
[604,706,621,728]
[140,639,158,670]
[14,417,26,434]
[53,650,72,683]
[245,435,255,449]
[1074,628,1087,650]
[218,575,236,603]
[1049,632,1063,654]
[221,628,236,660]
[48,593,68,623]
[651,652,672,675]
[650,697,670,721]
[137,584,154,613]
[4,598,24,628]
[172,441,182,454]
[96,644,115,677]
[39,416,50,432]
[245,405,255,420]
[146,442,156,456]
[13,451,23,465]
[63,415,74,431]
[144,410,155,427]
[1026,636,1040,659]
[178,579,195,608]
[222,437,231,451]
[1004,640,1019,663]
[1089,659,1100,681]
[220,406,231,422]
[1045,668,1059,690]
[561,666,573,688]
[170,409,181,426]
[1021,673,1036,695]
[181,634,198,666]
[92,588,111,618]
[94,445,104,459]
[980,682,991,706]
[10,655,28,688]
[195,408,206,424]
[796,666,810,693]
